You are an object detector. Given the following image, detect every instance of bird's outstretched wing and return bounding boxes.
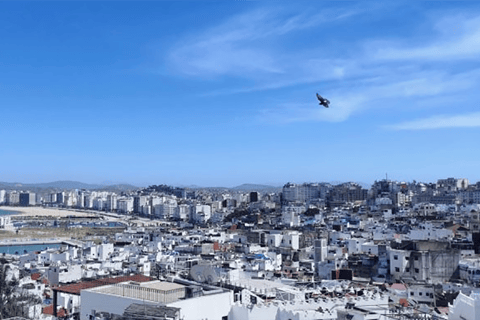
[316,93,330,108]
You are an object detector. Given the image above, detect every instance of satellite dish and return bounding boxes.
[190,264,219,283]
[204,267,219,284]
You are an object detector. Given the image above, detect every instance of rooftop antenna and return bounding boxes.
[386,173,388,181]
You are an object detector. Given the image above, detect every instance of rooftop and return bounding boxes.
[141,281,185,291]
[53,274,153,295]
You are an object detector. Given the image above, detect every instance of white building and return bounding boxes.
[280,231,300,250]
[191,204,211,223]
[98,243,114,261]
[408,222,453,241]
[347,238,366,254]
[437,177,469,192]
[449,292,480,320]
[80,280,233,320]
[47,264,82,285]
[389,249,410,280]
[459,258,480,285]
[117,198,134,214]
[314,239,328,264]
[154,202,178,219]
[174,204,190,220]
[281,205,302,227]
[0,215,13,230]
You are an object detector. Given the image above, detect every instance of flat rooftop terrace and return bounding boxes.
[53,274,154,295]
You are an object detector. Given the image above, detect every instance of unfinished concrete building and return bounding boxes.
[390,240,460,283]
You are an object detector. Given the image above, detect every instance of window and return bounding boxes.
[405,257,410,260]
[415,268,419,273]
[394,255,398,260]
[415,256,419,261]
[419,292,423,296]
[406,268,410,272]
[395,267,400,272]
[411,292,414,296]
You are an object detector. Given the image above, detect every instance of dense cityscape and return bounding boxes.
[3,1,480,320]
[1,177,480,319]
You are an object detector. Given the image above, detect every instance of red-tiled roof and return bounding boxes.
[31,273,41,281]
[58,308,67,318]
[53,274,153,295]
[43,305,64,316]
[391,283,407,290]
[399,298,409,307]
[42,305,53,315]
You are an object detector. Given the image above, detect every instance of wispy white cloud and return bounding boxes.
[387,112,480,130]
[257,68,480,124]
[165,5,480,126]
[372,15,480,60]
[168,6,363,78]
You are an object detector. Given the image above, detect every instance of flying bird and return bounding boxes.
[316,93,330,108]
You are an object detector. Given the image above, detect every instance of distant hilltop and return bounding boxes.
[176,183,282,192]
[155,183,282,192]
[0,180,369,192]
[231,184,282,191]
[0,180,138,191]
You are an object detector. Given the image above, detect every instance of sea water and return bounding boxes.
[0,243,62,255]
[0,209,15,216]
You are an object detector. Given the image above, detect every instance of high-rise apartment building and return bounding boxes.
[19,192,36,206]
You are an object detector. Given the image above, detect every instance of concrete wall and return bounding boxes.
[169,290,233,320]
[80,289,151,320]
[449,292,480,320]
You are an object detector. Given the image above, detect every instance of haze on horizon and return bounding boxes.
[2,2,480,187]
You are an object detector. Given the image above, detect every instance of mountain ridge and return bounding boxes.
[0,180,138,191]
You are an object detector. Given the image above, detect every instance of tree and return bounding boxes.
[0,258,41,319]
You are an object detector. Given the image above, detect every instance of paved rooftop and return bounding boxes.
[53,274,153,295]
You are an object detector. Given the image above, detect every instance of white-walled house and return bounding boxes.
[47,264,82,285]
[265,232,299,250]
[80,280,233,320]
[408,222,453,241]
[389,248,410,280]
[449,292,480,320]
[266,233,282,248]
[347,238,366,254]
[280,231,300,250]
[97,243,114,261]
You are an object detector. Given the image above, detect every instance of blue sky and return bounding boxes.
[1,1,480,187]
